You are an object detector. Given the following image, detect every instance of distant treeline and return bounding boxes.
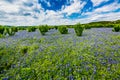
[0,20,120,28]
[0,20,120,38]
[82,20,120,28]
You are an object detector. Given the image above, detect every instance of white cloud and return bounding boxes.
[0,0,86,26]
[61,0,86,15]
[67,11,120,24]
[88,12,120,22]
[0,0,120,26]
[91,0,109,6]
[0,0,20,13]
[0,0,44,26]
[94,1,120,13]
[80,1,120,23]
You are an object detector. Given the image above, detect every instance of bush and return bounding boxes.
[12,27,18,32]
[47,26,53,30]
[114,25,120,32]
[0,33,3,38]
[39,26,49,35]
[0,27,5,38]
[27,27,36,32]
[2,28,8,35]
[58,26,68,34]
[0,27,5,34]
[84,24,91,29]
[27,27,32,32]
[6,28,15,36]
[18,27,26,30]
[54,26,58,30]
[74,23,84,36]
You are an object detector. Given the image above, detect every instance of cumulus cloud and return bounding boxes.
[0,0,43,25]
[0,0,20,13]
[61,0,86,15]
[81,0,120,23]
[94,1,120,13]
[91,0,109,6]
[0,0,120,26]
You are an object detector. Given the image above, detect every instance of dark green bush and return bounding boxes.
[0,27,5,34]
[27,28,32,32]
[54,26,58,30]
[18,27,26,30]
[0,34,3,38]
[0,27,8,38]
[58,26,68,34]
[39,26,49,35]
[47,26,53,30]
[114,25,120,32]
[74,23,84,36]
[49,26,54,30]
[27,27,36,32]
[84,24,91,29]
[6,28,15,36]
[12,27,18,32]
[3,28,8,35]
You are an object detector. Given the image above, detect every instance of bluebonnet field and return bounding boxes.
[0,23,120,80]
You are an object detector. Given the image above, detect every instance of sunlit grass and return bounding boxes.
[0,28,120,80]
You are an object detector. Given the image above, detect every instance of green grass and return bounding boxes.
[0,28,120,80]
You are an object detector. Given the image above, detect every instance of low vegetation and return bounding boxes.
[114,24,120,32]
[38,25,49,35]
[0,20,120,79]
[58,26,68,34]
[74,23,84,36]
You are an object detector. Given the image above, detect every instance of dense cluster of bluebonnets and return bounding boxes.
[0,21,120,80]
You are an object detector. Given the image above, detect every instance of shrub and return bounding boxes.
[18,27,26,30]
[3,28,8,35]
[58,26,68,34]
[54,26,58,30]
[11,27,17,32]
[114,25,120,32]
[0,33,3,38]
[39,26,49,35]
[6,28,15,36]
[84,24,91,29]
[27,27,36,32]
[27,27,32,32]
[31,27,36,32]
[0,27,4,38]
[74,23,84,36]
[12,27,18,32]
[49,26,54,30]
[0,27,5,34]
[0,27,8,38]
[47,26,53,30]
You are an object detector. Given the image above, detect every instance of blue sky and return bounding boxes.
[0,0,120,26]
